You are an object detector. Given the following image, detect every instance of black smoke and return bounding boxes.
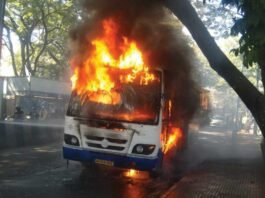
[69,0,200,127]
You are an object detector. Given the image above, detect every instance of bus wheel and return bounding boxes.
[149,154,163,179]
[149,169,161,179]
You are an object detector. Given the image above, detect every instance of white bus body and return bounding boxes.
[63,70,167,171]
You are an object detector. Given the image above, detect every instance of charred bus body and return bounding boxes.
[63,69,187,172]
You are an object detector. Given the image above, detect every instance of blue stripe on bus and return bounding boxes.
[63,146,162,171]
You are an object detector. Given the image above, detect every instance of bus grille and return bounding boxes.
[87,142,124,151]
[81,125,132,154]
[85,135,127,144]
[85,135,127,151]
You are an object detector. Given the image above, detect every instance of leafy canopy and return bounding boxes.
[4,0,78,78]
[222,0,265,67]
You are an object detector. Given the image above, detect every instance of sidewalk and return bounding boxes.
[0,119,64,149]
[0,118,64,128]
[166,130,265,197]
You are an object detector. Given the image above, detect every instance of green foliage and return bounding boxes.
[191,0,236,39]
[223,0,265,68]
[4,0,78,79]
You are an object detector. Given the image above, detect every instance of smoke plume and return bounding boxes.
[69,0,200,127]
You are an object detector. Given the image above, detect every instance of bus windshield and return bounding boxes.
[67,71,161,125]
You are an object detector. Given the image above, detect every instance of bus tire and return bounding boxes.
[149,153,163,179]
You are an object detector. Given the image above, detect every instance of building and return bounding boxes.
[0,76,71,120]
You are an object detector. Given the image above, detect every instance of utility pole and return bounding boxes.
[0,0,6,60]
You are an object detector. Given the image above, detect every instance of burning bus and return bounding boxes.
[63,18,186,174]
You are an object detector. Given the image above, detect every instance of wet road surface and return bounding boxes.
[0,143,182,198]
[0,129,263,198]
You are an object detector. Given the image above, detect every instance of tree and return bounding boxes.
[222,0,265,90]
[0,0,6,59]
[164,0,265,138]
[3,0,77,79]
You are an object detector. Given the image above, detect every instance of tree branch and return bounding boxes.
[164,0,265,136]
[164,0,263,112]
[33,7,49,75]
[4,25,18,76]
[48,49,61,66]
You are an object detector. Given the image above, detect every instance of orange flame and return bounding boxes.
[161,127,182,154]
[161,100,183,154]
[126,169,137,177]
[70,18,156,105]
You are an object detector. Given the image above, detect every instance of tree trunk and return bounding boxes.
[0,0,6,59]
[164,0,265,137]
[33,7,48,75]
[20,39,34,76]
[20,41,26,76]
[48,50,61,66]
[25,42,32,75]
[5,26,18,76]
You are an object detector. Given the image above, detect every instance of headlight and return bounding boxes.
[132,144,155,155]
[64,134,80,146]
[70,137,78,145]
[136,145,144,153]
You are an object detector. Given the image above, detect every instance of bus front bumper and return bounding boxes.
[63,146,162,171]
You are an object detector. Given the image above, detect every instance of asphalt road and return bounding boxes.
[0,128,263,198]
[0,143,182,198]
